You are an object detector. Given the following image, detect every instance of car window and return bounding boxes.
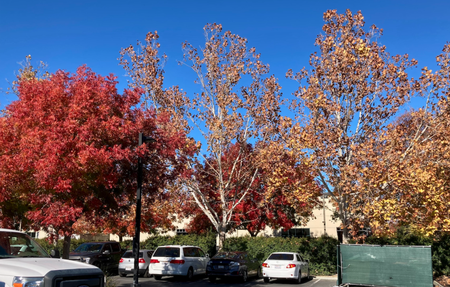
[147,251,154,257]
[212,252,241,259]
[103,244,112,253]
[154,247,180,257]
[112,243,121,252]
[268,253,294,260]
[122,251,143,258]
[183,247,198,257]
[296,254,301,261]
[193,248,201,257]
[74,243,103,253]
[197,248,205,257]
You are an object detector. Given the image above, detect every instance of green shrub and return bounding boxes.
[35,237,86,254]
[223,235,339,276]
[142,231,217,257]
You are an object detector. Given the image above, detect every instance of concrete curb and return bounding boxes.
[314,275,338,280]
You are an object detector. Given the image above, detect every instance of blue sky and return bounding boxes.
[1,0,449,112]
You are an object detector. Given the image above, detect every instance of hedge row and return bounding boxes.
[34,228,450,278]
[35,233,339,276]
[223,235,339,276]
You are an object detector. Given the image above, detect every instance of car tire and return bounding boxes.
[241,270,248,282]
[296,271,302,284]
[209,276,216,282]
[263,277,270,283]
[144,267,150,278]
[119,272,126,277]
[186,267,194,281]
[154,275,162,280]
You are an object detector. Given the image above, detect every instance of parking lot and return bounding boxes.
[110,274,337,287]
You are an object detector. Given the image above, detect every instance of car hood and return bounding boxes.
[0,257,98,276]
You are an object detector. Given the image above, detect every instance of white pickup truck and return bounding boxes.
[0,228,104,287]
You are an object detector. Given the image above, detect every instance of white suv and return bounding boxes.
[149,245,209,280]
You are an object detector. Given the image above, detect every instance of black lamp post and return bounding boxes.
[133,133,156,287]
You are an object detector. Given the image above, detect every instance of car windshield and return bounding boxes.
[0,231,49,258]
[212,252,241,259]
[74,243,103,253]
[153,247,180,257]
[268,253,294,260]
[122,251,143,258]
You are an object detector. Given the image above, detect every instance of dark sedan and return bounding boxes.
[206,251,262,282]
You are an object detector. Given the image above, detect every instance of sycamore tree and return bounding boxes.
[182,143,321,237]
[121,24,320,248]
[286,9,418,241]
[0,66,194,257]
[352,44,450,238]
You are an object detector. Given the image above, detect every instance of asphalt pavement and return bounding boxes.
[110,274,338,287]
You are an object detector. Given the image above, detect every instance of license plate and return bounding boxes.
[126,267,132,271]
[218,265,224,269]
[275,265,281,269]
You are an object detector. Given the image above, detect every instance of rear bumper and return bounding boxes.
[118,268,146,275]
[263,269,299,279]
[206,270,242,277]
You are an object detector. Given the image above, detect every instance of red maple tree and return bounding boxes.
[0,66,195,257]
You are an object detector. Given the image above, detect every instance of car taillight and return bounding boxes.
[170,259,185,264]
[139,258,145,263]
[287,264,296,268]
[262,263,269,268]
[150,259,159,263]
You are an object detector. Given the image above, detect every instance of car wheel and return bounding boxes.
[119,272,126,277]
[296,271,302,284]
[186,267,194,281]
[263,277,270,283]
[154,275,162,280]
[144,267,150,278]
[241,270,248,282]
[209,276,216,282]
[257,267,263,278]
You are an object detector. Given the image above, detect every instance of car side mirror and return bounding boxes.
[103,250,111,255]
[50,249,60,258]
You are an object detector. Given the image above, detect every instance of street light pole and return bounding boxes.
[133,133,156,287]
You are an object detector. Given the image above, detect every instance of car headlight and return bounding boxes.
[83,257,91,264]
[229,261,240,267]
[13,277,44,287]
[207,261,212,265]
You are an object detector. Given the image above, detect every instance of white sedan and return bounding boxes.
[262,252,309,283]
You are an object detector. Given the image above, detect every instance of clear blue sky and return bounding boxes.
[1,0,449,111]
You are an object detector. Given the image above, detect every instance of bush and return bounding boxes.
[35,237,86,254]
[223,235,339,276]
[142,231,217,257]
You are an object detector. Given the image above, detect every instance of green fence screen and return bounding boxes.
[337,244,433,287]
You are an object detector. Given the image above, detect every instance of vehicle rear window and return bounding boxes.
[212,252,241,259]
[122,251,143,258]
[153,247,180,257]
[74,243,103,252]
[268,253,294,260]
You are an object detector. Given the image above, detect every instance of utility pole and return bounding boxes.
[133,133,156,287]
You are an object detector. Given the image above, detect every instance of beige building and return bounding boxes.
[29,197,341,242]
